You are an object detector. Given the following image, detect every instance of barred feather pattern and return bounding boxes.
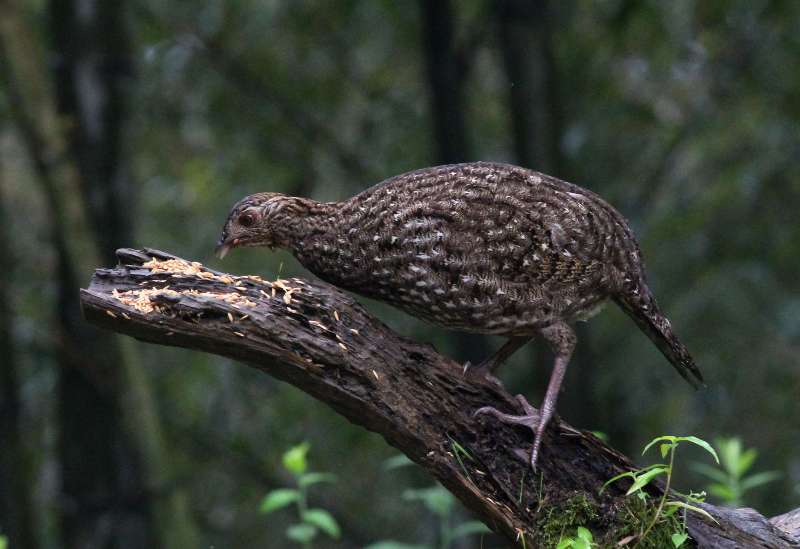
[224,161,703,387]
[282,163,634,332]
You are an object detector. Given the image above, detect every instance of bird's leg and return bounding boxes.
[463,336,532,380]
[474,322,576,471]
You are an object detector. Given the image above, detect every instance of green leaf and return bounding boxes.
[448,436,475,461]
[0,535,7,549]
[577,526,593,541]
[573,538,592,549]
[286,523,317,544]
[283,442,311,475]
[671,532,689,547]
[591,431,609,442]
[740,471,781,492]
[691,462,729,484]
[451,520,492,539]
[383,454,415,470]
[664,501,719,523]
[303,508,340,539]
[298,472,337,488]
[556,539,574,549]
[403,486,454,517]
[642,436,676,456]
[259,489,300,514]
[660,443,672,459]
[681,436,719,464]
[708,483,737,502]
[685,490,708,503]
[601,471,636,492]
[627,467,669,495]
[736,448,758,477]
[718,437,741,473]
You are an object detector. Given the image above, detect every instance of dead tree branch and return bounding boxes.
[80,248,799,548]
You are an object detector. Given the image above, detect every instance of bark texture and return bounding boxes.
[80,249,800,548]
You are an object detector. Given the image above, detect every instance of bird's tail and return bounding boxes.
[614,282,705,390]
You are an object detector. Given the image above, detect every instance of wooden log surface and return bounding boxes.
[79,248,799,548]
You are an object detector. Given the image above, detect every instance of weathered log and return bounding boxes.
[79,248,799,548]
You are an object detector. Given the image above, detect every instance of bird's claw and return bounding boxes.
[474,394,543,471]
[473,403,539,430]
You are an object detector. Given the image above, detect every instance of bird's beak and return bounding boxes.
[215,237,239,259]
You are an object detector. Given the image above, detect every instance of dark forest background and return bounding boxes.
[1,1,799,548]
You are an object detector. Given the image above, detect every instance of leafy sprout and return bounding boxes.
[259,442,340,548]
[557,526,595,549]
[603,435,720,547]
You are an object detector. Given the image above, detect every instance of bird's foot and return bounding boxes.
[474,394,545,471]
[462,360,503,387]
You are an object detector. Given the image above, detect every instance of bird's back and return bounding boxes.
[294,162,643,335]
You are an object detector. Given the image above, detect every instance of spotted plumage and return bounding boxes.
[218,161,703,470]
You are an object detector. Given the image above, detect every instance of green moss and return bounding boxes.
[533,493,688,549]
[609,496,686,549]
[537,493,600,547]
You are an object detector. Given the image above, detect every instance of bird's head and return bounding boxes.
[216,193,311,258]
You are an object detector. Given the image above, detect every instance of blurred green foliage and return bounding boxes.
[1,1,799,547]
[259,443,340,547]
[692,436,781,507]
[366,456,490,548]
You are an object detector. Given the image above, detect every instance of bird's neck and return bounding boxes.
[269,197,336,247]
[278,198,371,287]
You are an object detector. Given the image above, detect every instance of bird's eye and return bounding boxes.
[238,212,256,228]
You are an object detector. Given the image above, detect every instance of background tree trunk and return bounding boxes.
[419,0,468,164]
[0,154,39,549]
[0,1,198,547]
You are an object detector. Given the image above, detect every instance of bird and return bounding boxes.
[216,161,704,471]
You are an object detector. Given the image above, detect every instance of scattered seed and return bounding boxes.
[309,320,328,330]
[234,331,245,337]
[105,310,117,318]
[227,312,234,323]
[372,369,380,380]
[338,342,347,351]
[333,310,340,321]
[122,313,130,320]
[349,328,360,335]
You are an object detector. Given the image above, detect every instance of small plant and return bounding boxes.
[259,442,340,548]
[366,454,491,549]
[0,534,7,549]
[691,436,781,507]
[603,435,719,548]
[556,526,595,548]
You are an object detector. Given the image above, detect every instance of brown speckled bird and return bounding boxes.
[216,162,704,470]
